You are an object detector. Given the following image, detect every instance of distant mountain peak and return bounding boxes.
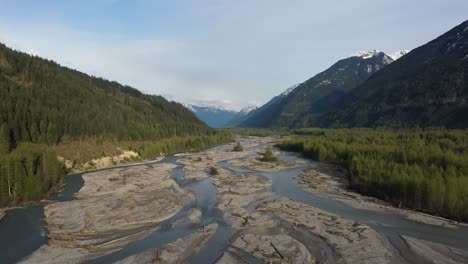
[183,103,237,128]
[320,19,468,129]
[183,103,235,112]
[352,50,383,59]
[236,49,394,128]
[240,105,257,114]
[388,50,409,61]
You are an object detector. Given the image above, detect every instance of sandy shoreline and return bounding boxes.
[0,157,167,222]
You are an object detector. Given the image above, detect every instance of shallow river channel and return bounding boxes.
[1,138,467,263]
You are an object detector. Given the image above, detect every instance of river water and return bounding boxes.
[1,140,467,263]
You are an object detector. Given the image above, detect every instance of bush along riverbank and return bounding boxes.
[276,128,468,222]
[0,143,64,207]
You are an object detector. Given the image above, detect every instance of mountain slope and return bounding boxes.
[184,104,237,128]
[319,20,468,128]
[0,43,213,147]
[236,83,301,128]
[238,51,394,128]
[225,105,257,127]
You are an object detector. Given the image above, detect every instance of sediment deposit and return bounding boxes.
[20,163,193,263]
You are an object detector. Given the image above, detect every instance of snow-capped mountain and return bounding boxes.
[225,105,258,127]
[352,49,409,62]
[352,49,382,59]
[320,20,468,128]
[236,50,395,128]
[184,104,237,128]
[239,105,258,114]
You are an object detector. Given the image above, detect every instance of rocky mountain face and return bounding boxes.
[319,20,468,128]
[237,50,396,128]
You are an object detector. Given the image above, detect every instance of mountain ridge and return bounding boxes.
[318,19,468,128]
[237,50,396,128]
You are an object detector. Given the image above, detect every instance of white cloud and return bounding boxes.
[1,1,467,109]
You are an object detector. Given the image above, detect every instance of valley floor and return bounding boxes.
[11,137,468,263]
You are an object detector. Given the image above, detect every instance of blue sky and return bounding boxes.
[1,0,467,110]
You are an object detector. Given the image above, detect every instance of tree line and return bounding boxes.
[277,128,468,222]
[138,132,232,159]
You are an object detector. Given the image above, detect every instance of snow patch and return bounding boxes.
[239,105,257,114]
[388,50,409,61]
[183,103,235,113]
[183,103,195,112]
[352,50,381,59]
[314,79,331,88]
[281,83,301,97]
[338,65,348,71]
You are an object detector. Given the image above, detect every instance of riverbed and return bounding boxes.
[1,136,467,263]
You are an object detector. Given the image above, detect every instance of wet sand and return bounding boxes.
[115,223,218,264]
[389,235,468,264]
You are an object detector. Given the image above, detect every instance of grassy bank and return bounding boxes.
[276,128,468,222]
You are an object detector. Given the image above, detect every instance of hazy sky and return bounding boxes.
[1,1,467,110]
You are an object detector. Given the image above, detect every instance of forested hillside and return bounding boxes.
[319,20,468,128]
[0,43,213,147]
[277,129,468,221]
[0,43,230,206]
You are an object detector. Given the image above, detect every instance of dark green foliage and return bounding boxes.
[277,128,468,221]
[260,147,278,162]
[320,20,468,129]
[209,166,219,176]
[0,143,63,206]
[232,142,243,152]
[0,43,213,147]
[0,124,9,154]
